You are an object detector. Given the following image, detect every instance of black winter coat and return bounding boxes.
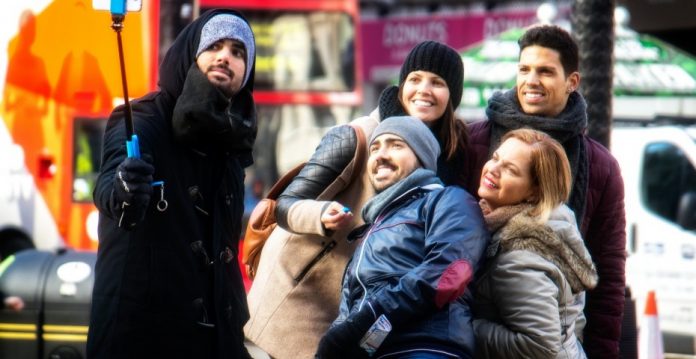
[87,9,255,359]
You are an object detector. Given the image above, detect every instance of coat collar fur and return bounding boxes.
[486,205,598,294]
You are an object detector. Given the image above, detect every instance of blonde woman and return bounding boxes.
[473,128,598,358]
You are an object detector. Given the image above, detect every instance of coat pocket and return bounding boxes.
[272,232,338,286]
[293,240,337,283]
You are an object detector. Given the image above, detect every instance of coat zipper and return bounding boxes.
[354,184,442,311]
[293,240,337,283]
[355,217,381,311]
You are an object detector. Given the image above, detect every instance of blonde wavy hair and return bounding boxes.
[501,128,572,222]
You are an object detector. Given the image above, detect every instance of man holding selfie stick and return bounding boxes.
[87,4,257,358]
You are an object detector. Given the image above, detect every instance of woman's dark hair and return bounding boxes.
[397,85,467,161]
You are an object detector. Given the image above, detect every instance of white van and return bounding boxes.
[612,119,696,354]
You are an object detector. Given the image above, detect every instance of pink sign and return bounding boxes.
[360,10,540,82]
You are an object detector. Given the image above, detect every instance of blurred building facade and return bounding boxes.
[354,0,695,112]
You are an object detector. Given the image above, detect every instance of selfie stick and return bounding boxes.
[110,0,139,158]
[106,0,168,211]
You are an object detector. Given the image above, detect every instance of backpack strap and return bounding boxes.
[266,162,305,200]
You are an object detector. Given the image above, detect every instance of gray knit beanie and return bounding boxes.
[399,40,464,109]
[196,14,256,88]
[370,116,440,171]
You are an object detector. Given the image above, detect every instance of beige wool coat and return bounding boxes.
[245,112,379,359]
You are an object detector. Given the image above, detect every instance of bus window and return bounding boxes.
[251,104,358,191]
[72,118,106,202]
[198,0,362,210]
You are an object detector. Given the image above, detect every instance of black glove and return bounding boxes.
[315,305,375,359]
[114,157,154,229]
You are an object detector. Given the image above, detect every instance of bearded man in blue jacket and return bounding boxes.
[315,116,489,359]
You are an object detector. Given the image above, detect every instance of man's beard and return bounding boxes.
[369,159,398,193]
[214,83,235,98]
[206,65,236,98]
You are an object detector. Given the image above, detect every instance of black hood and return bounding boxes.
[158,9,256,100]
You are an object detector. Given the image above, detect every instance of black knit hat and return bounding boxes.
[398,40,464,109]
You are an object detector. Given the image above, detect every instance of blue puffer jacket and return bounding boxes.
[336,184,489,358]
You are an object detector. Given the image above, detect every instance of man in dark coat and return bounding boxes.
[87,9,256,359]
[463,25,626,358]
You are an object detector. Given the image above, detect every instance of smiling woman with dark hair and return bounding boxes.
[245,40,471,359]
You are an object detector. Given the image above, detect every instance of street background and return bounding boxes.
[0,0,695,358]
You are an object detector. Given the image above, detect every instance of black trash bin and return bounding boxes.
[0,249,96,359]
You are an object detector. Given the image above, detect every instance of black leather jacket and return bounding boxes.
[276,124,357,228]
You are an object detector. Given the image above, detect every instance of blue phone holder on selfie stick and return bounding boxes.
[110,0,126,15]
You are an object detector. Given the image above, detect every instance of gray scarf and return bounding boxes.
[362,168,442,224]
[485,89,589,228]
